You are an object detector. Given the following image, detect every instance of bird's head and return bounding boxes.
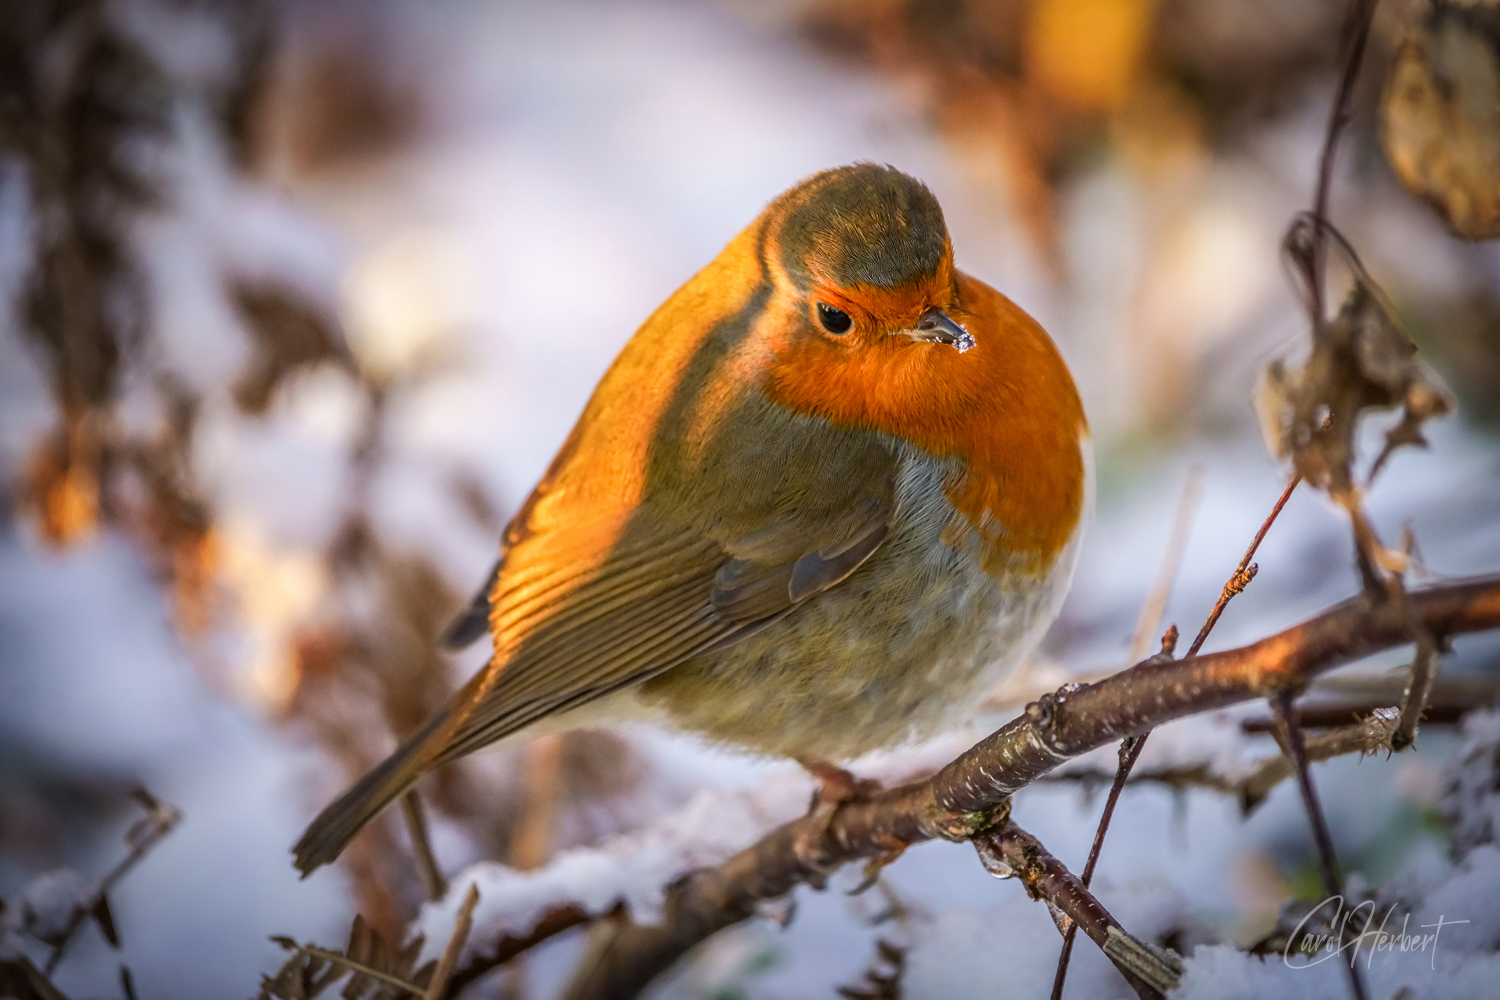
[746,164,1087,571]
[760,163,972,364]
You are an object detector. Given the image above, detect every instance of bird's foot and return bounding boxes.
[798,758,883,809]
[792,759,888,890]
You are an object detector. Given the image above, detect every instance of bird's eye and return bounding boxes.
[816,302,852,335]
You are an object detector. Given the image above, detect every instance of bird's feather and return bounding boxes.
[293,470,895,875]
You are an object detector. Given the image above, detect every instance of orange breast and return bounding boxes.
[763,272,1087,574]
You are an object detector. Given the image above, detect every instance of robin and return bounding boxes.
[293,163,1089,875]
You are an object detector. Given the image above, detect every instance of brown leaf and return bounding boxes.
[1381,2,1500,240]
[1256,228,1453,494]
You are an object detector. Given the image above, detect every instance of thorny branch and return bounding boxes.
[540,575,1500,999]
[1240,706,1398,814]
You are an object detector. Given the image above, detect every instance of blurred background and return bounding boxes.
[1,0,1498,997]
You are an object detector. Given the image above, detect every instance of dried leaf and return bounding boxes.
[1381,2,1500,240]
[1256,230,1453,495]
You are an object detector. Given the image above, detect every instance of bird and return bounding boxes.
[293,163,1090,876]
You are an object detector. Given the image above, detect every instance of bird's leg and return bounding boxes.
[792,758,892,890]
[797,758,883,808]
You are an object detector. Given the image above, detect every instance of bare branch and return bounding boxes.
[1187,474,1300,660]
[1393,633,1439,751]
[1271,693,1368,1000]
[976,824,1178,999]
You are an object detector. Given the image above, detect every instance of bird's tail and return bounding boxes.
[292,705,454,876]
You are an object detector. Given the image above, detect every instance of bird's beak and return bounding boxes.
[903,307,975,353]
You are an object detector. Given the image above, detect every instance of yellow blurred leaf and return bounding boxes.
[1026,0,1159,111]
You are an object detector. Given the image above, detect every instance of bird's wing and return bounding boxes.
[433,492,893,763]
[290,489,894,876]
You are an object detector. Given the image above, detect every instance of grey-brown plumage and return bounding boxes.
[291,164,1088,877]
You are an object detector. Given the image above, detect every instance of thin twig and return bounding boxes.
[401,791,448,902]
[1271,692,1369,1000]
[447,904,592,992]
[424,882,480,1000]
[1054,472,1287,998]
[977,824,1177,999]
[1310,0,1380,322]
[1187,474,1300,659]
[556,576,1500,1000]
[1049,726,1147,1000]
[1037,763,1235,796]
[45,788,181,975]
[1241,707,1398,813]
[1238,693,1488,732]
[1039,708,1405,812]
[1392,633,1439,751]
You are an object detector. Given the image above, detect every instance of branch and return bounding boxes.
[557,575,1500,999]
[424,883,478,1000]
[1271,693,1369,1000]
[976,824,1181,998]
